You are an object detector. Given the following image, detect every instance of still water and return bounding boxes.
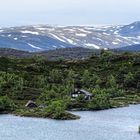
[0,105,140,140]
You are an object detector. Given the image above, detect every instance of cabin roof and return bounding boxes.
[72,89,93,96]
[80,89,93,96]
[25,100,37,107]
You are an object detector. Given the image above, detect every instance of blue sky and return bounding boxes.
[0,0,140,27]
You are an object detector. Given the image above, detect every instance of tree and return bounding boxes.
[49,69,63,83]
[100,50,114,62]
[81,70,91,87]
[39,89,58,103]
[0,72,24,97]
[106,75,117,88]
[0,96,16,111]
[124,72,135,87]
[65,70,75,92]
[47,100,66,119]
[32,55,46,64]
[88,93,111,110]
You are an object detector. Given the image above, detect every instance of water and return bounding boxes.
[0,105,140,140]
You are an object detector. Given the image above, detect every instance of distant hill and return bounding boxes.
[0,48,32,58]
[114,44,140,52]
[118,21,140,37]
[0,47,97,60]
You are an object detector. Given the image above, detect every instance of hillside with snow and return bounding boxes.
[0,21,140,51]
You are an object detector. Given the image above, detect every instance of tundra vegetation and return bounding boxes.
[0,50,140,119]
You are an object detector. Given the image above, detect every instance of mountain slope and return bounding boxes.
[0,22,140,51]
[115,44,140,52]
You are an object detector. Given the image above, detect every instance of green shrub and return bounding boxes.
[0,96,16,112]
[47,100,66,119]
[88,94,111,110]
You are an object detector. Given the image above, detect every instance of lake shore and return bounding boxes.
[10,97,140,120]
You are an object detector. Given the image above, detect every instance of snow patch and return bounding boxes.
[112,42,119,45]
[67,39,74,44]
[115,38,122,42]
[22,36,27,38]
[96,38,103,42]
[76,33,87,37]
[85,27,94,30]
[27,43,42,50]
[133,41,140,44]
[33,25,42,28]
[114,30,119,35]
[63,29,76,32]
[85,43,100,49]
[52,45,57,48]
[60,45,66,48]
[49,33,66,43]
[21,31,39,35]
[130,26,134,29]
[104,48,108,50]
[103,32,110,35]
[8,34,12,37]
[78,29,92,34]
[36,28,46,31]
[14,38,18,40]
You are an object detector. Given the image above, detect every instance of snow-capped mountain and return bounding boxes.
[0,21,140,51]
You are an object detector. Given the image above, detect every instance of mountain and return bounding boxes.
[115,44,140,52]
[118,21,140,37]
[0,22,140,51]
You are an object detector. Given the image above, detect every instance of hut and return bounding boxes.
[25,100,38,108]
[71,88,93,100]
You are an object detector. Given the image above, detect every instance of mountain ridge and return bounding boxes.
[0,21,140,51]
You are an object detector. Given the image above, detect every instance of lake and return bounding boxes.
[0,105,140,140]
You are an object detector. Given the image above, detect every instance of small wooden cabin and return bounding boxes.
[25,100,38,108]
[71,88,93,100]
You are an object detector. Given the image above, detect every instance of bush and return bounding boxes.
[0,72,24,97]
[124,72,135,87]
[0,96,16,112]
[47,100,66,119]
[88,94,111,110]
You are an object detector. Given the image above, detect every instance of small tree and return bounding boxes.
[47,100,66,119]
[0,96,16,111]
[106,75,117,88]
[88,93,111,110]
[0,72,24,97]
[82,70,91,87]
[124,72,135,87]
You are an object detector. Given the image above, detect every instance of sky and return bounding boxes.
[0,0,140,27]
